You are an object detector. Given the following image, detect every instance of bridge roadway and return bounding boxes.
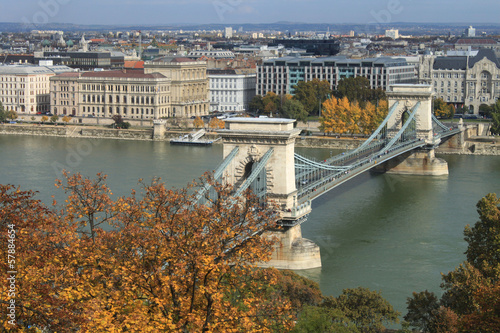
[295,138,427,204]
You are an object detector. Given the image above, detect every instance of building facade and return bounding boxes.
[208,69,256,112]
[50,69,172,120]
[257,56,416,96]
[0,64,74,115]
[418,49,500,113]
[144,57,209,118]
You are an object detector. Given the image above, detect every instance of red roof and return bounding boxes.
[124,60,144,69]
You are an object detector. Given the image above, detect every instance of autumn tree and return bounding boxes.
[433,98,454,119]
[0,172,295,332]
[0,101,6,122]
[262,91,281,115]
[62,116,71,125]
[40,115,48,123]
[293,79,332,117]
[50,114,59,124]
[193,116,204,129]
[208,117,225,130]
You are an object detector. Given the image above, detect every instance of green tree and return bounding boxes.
[479,103,492,118]
[334,76,386,107]
[292,305,359,333]
[490,100,500,135]
[323,287,400,332]
[404,290,440,332]
[6,110,17,121]
[0,101,5,122]
[249,95,264,114]
[50,114,59,124]
[281,98,308,123]
[292,78,332,116]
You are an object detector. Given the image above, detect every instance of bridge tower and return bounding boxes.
[380,84,449,175]
[219,118,321,270]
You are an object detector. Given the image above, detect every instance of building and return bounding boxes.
[187,50,235,59]
[465,26,476,38]
[454,38,500,53]
[268,39,340,56]
[418,49,500,113]
[50,69,172,119]
[144,57,209,118]
[208,69,256,112]
[38,51,119,70]
[257,56,416,96]
[385,29,399,40]
[0,64,74,115]
[224,27,233,39]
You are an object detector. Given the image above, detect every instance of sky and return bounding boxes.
[0,0,498,26]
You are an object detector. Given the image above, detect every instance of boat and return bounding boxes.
[170,129,218,146]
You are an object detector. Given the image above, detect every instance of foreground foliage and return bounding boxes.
[0,172,294,332]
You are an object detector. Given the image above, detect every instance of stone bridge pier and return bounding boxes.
[377,84,449,176]
[219,118,321,270]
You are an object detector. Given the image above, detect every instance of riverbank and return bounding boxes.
[1,123,499,156]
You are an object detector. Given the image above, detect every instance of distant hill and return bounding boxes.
[1,21,500,35]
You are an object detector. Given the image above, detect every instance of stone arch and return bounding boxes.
[234,153,274,193]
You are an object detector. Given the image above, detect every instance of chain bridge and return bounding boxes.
[203,84,468,270]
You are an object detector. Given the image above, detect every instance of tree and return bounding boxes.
[292,305,359,333]
[334,77,386,107]
[6,110,17,121]
[30,116,36,122]
[404,290,440,332]
[323,287,400,332]
[491,100,500,135]
[0,172,295,332]
[262,91,281,116]
[193,116,204,129]
[249,95,264,114]
[293,79,332,117]
[208,117,225,130]
[319,96,351,135]
[62,116,71,125]
[281,99,308,123]
[50,114,59,124]
[433,98,454,119]
[0,101,5,122]
[41,115,48,123]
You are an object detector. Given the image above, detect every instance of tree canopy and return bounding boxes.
[0,172,295,332]
[334,77,386,107]
[292,79,332,117]
[433,98,454,119]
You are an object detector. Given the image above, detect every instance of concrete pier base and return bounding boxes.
[375,149,448,176]
[259,224,322,270]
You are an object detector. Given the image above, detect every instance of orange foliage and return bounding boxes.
[0,172,294,332]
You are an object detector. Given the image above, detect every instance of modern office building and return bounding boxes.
[257,56,416,96]
[208,69,256,112]
[268,39,341,56]
[418,49,500,113]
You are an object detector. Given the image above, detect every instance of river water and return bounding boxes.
[1,135,499,319]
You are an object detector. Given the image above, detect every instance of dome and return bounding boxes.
[66,40,74,47]
[42,40,51,47]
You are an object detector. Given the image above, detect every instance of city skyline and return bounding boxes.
[1,0,498,27]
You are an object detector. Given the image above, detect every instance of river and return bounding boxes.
[1,134,499,320]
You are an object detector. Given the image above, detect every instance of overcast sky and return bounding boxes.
[0,0,497,26]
